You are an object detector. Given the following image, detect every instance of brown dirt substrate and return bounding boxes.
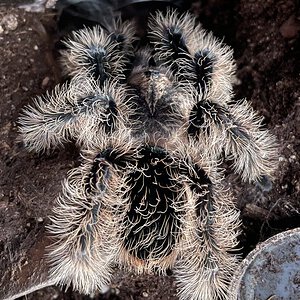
[0,1,299,299]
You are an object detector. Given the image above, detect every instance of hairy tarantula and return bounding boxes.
[19,9,278,300]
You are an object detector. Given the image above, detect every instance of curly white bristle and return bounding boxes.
[175,191,240,300]
[74,79,138,147]
[18,81,77,153]
[184,94,228,155]
[60,25,127,82]
[80,127,140,162]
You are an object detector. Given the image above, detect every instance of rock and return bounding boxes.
[46,0,57,8]
[280,15,300,39]
[42,76,50,88]
[1,14,18,31]
[19,0,57,12]
[142,291,149,297]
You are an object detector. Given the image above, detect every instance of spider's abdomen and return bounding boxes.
[119,146,184,271]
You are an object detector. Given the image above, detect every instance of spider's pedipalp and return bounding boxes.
[19,76,135,152]
[60,25,128,83]
[48,131,138,294]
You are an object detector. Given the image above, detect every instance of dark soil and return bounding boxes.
[0,1,299,299]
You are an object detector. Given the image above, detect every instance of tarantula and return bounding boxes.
[19,9,277,300]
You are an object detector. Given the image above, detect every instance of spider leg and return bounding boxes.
[188,97,278,183]
[19,76,135,152]
[47,130,137,294]
[173,142,240,300]
[224,100,278,184]
[60,20,136,83]
[148,9,195,73]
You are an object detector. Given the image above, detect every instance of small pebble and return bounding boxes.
[37,217,44,223]
[0,25,3,34]
[114,288,120,295]
[42,76,50,88]
[280,15,300,39]
[24,260,28,266]
[51,291,59,299]
[142,292,149,298]
[34,45,39,51]
[46,0,57,8]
